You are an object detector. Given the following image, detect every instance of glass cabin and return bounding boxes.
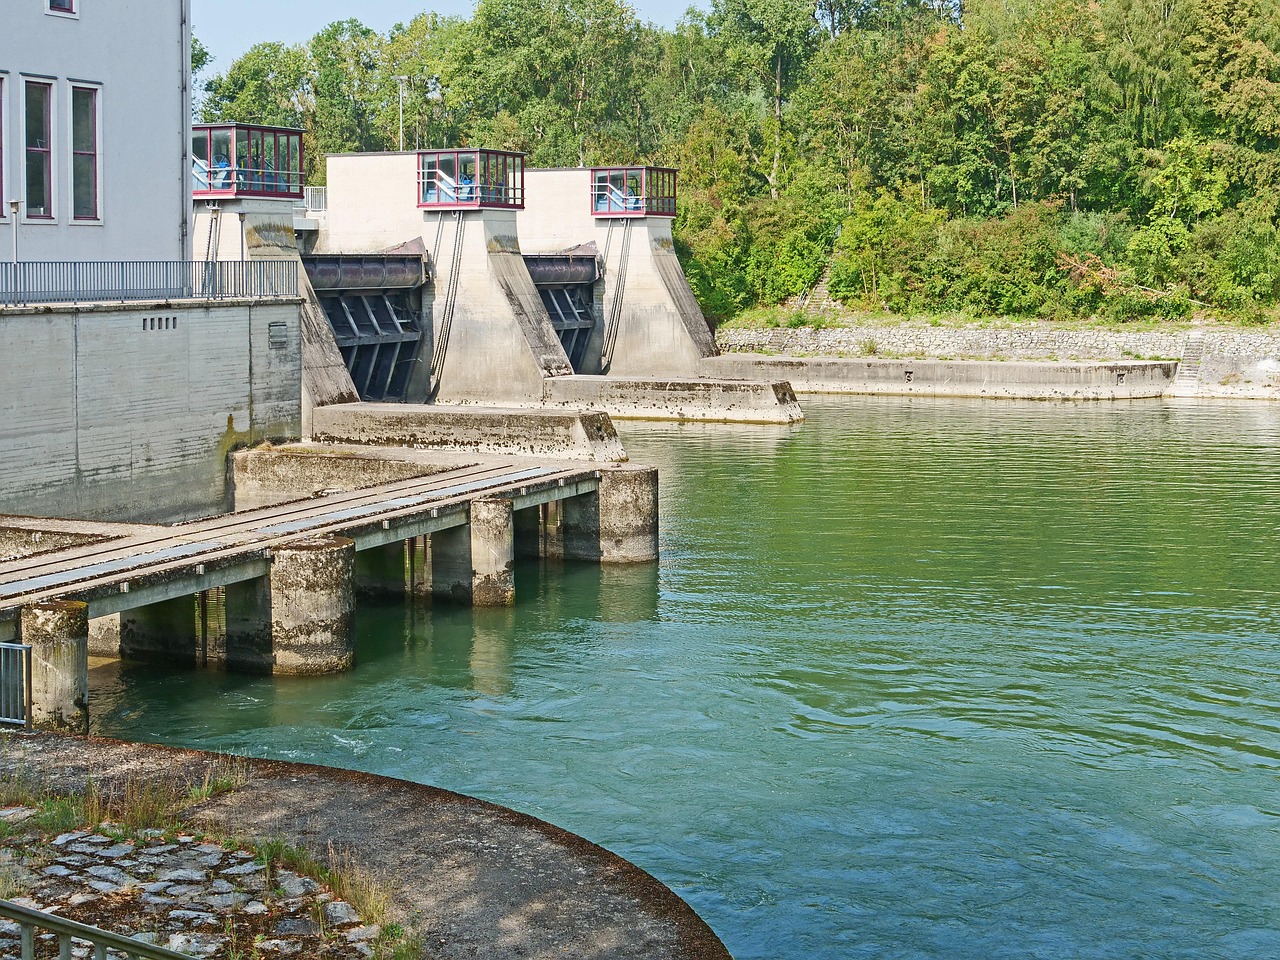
[192,123,304,200]
[591,167,676,217]
[418,149,525,210]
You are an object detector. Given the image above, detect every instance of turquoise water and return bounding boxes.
[93,397,1280,959]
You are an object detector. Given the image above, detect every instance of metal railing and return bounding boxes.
[304,186,327,212]
[0,261,299,306]
[0,643,31,729]
[0,899,198,959]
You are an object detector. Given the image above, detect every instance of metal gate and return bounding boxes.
[0,643,33,729]
[302,254,429,402]
[523,249,601,373]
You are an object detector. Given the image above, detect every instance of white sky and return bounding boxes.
[193,1,707,77]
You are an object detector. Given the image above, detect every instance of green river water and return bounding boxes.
[92,396,1280,959]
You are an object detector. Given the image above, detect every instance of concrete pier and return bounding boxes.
[470,498,516,606]
[555,465,659,563]
[355,541,410,599]
[269,536,356,676]
[120,598,198,666]
[20,601,88,733]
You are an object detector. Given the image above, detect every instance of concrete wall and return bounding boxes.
[0,298,303,522]
[716,324,1280,399]
[192,196,358,426]
[0,0,191,262]
[703,354,1175,399]
[521,169,716,377]
[310,403,627,462]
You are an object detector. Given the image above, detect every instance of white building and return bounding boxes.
[0,0,192,262]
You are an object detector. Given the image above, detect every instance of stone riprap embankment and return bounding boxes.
[714,323,1280,399]
[0,813,379,958]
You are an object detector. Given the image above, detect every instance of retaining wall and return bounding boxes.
[0,298,303,522]
[717,324,1280,399]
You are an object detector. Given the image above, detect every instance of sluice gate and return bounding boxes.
[522,247,601,372]
[302,253,429,402]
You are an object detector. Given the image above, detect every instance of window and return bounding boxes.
[48,0,76,12]
[0,77,5,219]
[71,86,98,219]
[25,80,53,219]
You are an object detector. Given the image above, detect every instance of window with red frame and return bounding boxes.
[48,0,75,11]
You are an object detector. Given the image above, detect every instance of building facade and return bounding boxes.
[0,0,192,262]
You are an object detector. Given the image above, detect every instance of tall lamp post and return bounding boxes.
[394,75,410,151]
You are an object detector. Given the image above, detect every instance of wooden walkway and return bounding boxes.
[0,460,600,634]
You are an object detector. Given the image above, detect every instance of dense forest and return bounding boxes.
[196,0,1280,323]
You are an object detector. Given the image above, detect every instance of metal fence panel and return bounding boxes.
[0,261,298,306]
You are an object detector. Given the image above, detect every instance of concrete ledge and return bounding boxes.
[0,297,304,316]
[701,354,1175,399]
[310,402,628,461]
[232,446,469,511]
[542,375,804,423]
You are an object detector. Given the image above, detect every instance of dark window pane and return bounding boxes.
[26,154,49,216]
[25,83,49,148]
[72,88,95,152]
[73,155,96,218]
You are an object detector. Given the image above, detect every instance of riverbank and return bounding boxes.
[0,732,731,960]
[714,317,1280,399]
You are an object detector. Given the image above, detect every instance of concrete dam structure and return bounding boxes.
[309,148,801,423]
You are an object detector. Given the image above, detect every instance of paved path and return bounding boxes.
[0,733,732,960]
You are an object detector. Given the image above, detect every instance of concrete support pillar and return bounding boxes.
[354,541,408,598]
[514,506,541,559]
[409,536,431,602]
[88,614,122,658]
[225,535,356,675]
[429,500,516,606]
[471,498,515,607]
[557,466,659,562]
[430,524,473,605]
[120,597,198,665]
[21,601,88,733]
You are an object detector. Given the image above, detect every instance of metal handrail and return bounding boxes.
[0,260,300,307]
[0,899,198,959]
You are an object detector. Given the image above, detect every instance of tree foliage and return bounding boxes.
[200,0,1280,318]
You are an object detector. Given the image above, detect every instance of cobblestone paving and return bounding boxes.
[0,807,382,959]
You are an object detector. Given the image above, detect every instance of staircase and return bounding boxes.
[1169,330,1206,396]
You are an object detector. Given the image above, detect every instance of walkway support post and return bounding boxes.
[225,535,356,675]
[471,498,516,606]
[429,499,516,606]
[557,465,658,563]
[20,601,88,733]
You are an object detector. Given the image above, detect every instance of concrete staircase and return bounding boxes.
[1168,330,1206,396]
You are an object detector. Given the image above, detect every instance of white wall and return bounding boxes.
[0,0,192,262]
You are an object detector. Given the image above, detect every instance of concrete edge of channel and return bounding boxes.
[0,731,734,960]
